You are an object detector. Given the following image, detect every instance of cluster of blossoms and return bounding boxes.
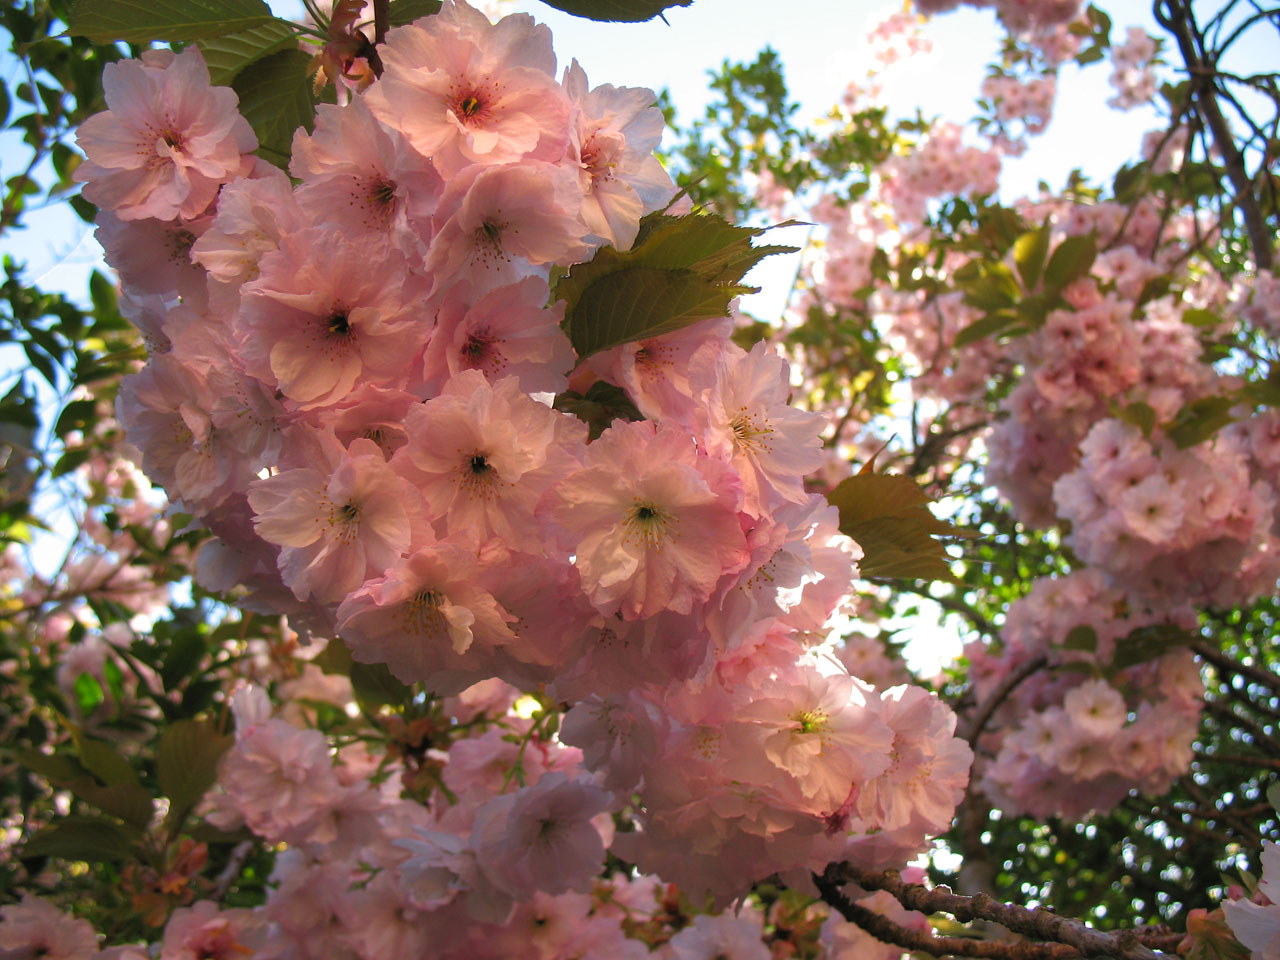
[786,0,1278,827]
[22,1,977,955]
[1107,26,1159,109]
[967,569,1204,819]
[1222,840,1280,960]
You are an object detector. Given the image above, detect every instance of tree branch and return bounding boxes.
[1193,642,1280,695]
[962,654,1048,743]
[822,863,1179,960]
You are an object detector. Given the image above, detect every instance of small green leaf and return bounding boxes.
[157,719,232,822]
[197,18,300,87]
[553,380,643,440]
[1116,401,1156,437]
[73,672,104,714]
[350,659,412,707]
[1165,393,1237,449]
[232,49,315,168]
[68,0,275,43]
[1062,625,1098,652]
[556,212,793,360]
[1267,781,1280,815]
[314,637,355,676]
[537,0,691,21]
[1112,624,1194,670]
[1181,308,1220,328]
[23,815,138,862]
[1012,224,1051,289]
[102,658,126,702]
[827,472,970,583]
[1043,234,1097,292]
[954,311,1016,348]
[388,0,443,25]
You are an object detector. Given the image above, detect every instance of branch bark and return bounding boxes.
[821,863,1180,960]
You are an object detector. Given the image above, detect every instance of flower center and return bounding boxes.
[730,406,773,454]
[403,589,446,634]
[623,500,676,548]
[329,310,352,336]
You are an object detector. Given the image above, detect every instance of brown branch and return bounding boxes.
[1193,642,1280,696]
[373,0,390,44]
[814,870,1080,960]
[822,863,1178,960]
[962,654,1048,744]
[1205,699,1280,754]
[1194,750,1280,773]
[1155,0,1275,269]
[212,841,254,901]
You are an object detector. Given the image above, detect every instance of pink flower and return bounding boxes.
[75,47,255,221]
[561,60,676,250]
[335,542,518,688]
[247,432,419,604]
[424,162,589,300]
[540,419,750,619]
[0,897,99,960]
[393,370,585,550]
[159,901,263,960]
[420,278,576,395]
[367,0,569,178]
[471,772,612,901]
[237,228,426,409]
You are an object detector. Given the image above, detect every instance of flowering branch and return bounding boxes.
[820,863,1180,960]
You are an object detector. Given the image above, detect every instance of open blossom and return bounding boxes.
[248,432,419,604]
[368,0,569,177]
[1223,841,1280,960]
[0,897,99,960]
[471,772,612,902]
[420,278,576,395]
[562,60,675,250]
[393,370,585,549]
[237,228,426,409]
[540,419,750,619]
[335,541,518,687]
[75,47,256,220]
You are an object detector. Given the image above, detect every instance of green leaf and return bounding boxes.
[1267,781,1280,815]
[1181,308,1220,328]
[1012,224,1051,289]
[1112,624,1194,670]
[958,263,1020,311]
[556,212,793,360]
[232,49,315,167]
[22,742,151,827]
[197,18,300,87]
[314,637,354,676]
[68,0,275,43]
[23,815,138,862]
[350,659,412,707]
[388,0,443,25]
[1042,234,1097,292]
[537,0,691,21]
[157,719,232,822]
[161,631,207,691]
[67,779,155,827]
[73,672,104,714]
[1165,394,1237,449]
[553,380,644,440]
[73,734,138,786]
[827,472,969,582]
[954,311,1017,348]
[1062,625,1098,652]
[1116,400,1156,437]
